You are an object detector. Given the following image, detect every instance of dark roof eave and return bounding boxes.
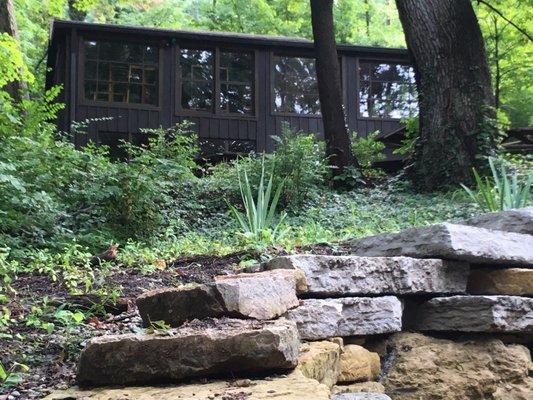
[50,19,409,57]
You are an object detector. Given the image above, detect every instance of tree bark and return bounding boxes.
[0,0,28,101]
[395,0,497,190]
[310,0,359,181]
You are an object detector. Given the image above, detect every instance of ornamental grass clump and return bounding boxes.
[227,158,287,244]
[461,157,532,212]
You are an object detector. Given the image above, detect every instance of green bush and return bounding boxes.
[208,125,327,207]
[351,130,386,177]
[0,87,199,256]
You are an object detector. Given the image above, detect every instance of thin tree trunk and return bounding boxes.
[493,16,501,110]
[0,0,28,101]
[310,0,359,182]
[395,0,497,190]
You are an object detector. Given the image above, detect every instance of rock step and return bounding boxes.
[348,223,533,266]
[136,269,302,326]
[266,255,469,295]
[77,318,299,386]
[412,295,533,333]
[462,207,533,235]
[284,296,403,340]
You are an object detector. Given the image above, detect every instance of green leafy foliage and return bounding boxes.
[228,158,287,245]
[351,131,386,178]
[0,360,29,388]
[461,157,532,212]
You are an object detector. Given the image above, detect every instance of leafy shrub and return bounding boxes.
[461,157,532,212]
[351,130,386,177]
[394,117,419,156]
[208,125,327,207]
[228,158,287,245]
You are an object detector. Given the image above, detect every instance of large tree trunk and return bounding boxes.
[310,0,359,182]
[0,0,28,101]
[395,0,497,190]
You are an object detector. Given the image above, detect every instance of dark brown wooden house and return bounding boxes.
[46,20,417,158]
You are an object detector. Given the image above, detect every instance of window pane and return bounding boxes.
[219,50,254,114]
[83,40,159,106]
[273,56,320,114]
[84,81,97,101]
[180,49,214,111]
[358,61,418,118]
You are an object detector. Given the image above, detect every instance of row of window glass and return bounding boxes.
[82,40,418,119]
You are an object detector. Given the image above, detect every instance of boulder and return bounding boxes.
[296,340,341,388]
[338,345,380,383]
[77,318,300,386]
[266,255,469,295]
[45,371,331,400]
[136,284,225,327]
[285,296,403,340]
[468,268,533,296]
[413,295,533,333]
[347,223,533,266]
[462,207,533,235]
[331,394,392,400]
[214,270,300,320]
[380,332,532,400]
[332,382,386,394]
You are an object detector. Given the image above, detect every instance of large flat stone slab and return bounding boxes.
[468,268,533,296]
[266,255,469,295]
[348,223,533,266]
[285,297,403,340]
[77,318,299,386]
[462,207,533,235]
[413,295,533,333]
[45,371,330,400]
[214,270,300,320]
[332,394,392,400]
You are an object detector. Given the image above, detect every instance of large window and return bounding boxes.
[179,48,254,115]
[83,40,159,106]
[358,62,417,119]
[273,55,320,115]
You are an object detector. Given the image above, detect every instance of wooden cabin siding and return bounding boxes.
[47,21,412,157]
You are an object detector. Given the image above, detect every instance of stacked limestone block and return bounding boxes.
[346,207,533,335]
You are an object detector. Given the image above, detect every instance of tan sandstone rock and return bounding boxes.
[468,268,533,296]
[381,332,533,400]
[296,340,341,388]
[44,371,331,400]
[338,345,381,383]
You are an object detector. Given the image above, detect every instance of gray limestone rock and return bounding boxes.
[77,318,300,386]
[266,255,469,295]
[348,223,533,266]
[285,296,403,340]
[462,207,533,235]
[413,295,533,333]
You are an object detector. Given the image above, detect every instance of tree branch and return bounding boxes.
[476,0,532,42]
